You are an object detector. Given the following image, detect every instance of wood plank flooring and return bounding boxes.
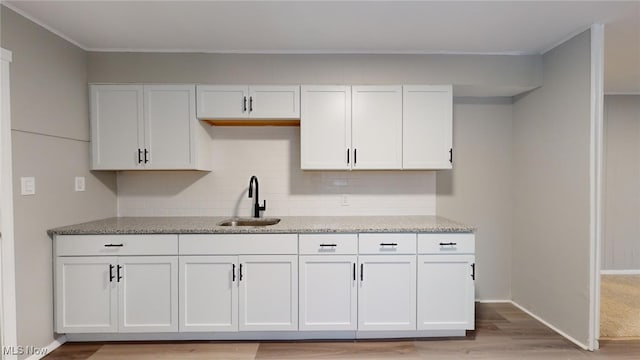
[44,303,640,359]
[600,275,640,338]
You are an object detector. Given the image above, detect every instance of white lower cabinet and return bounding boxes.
[56,231,475,338]
[239,255,298,331]
[178,234,299,333]
[179,254,298,332]
[118,256,179,332]
[179,256,238,332]
[54,235,179,334]
[416,233,476,331]
[55,255,179,333]
[417,254,475,331]
[299,255,358,331]
[357,255,417,331]
[56,256,118,333]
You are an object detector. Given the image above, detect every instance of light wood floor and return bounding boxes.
[601,275,640,339]
[44,303,640,359]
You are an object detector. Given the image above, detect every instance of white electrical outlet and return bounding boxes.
[341,194,349,206]
[20,177,36,195]
[74,177,86,192]
[333,179,349,187]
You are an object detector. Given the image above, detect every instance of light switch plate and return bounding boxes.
[20,177,35,195]
[74,177,86,192]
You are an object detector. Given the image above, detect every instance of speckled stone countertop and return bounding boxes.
[48,216,474,236]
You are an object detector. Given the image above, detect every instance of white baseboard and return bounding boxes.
[604,92,640,96]
[510,301,589,351]
[25,336,66,360]
[600,269,640,275]
[65,329,468,342]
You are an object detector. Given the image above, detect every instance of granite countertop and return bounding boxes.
[48,216,474,236]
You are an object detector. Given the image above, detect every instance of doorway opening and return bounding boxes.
[599,94,640,341]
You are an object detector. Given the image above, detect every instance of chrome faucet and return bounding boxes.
[248,175,266,218]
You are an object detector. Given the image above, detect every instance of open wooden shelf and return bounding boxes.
[201,119,300,127]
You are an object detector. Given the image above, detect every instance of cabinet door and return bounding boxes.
[118,256,179,332]
[417,255,475,330]
[196,85,248,119]
[300,86,352,170]
[55,257,117,333]
[358,255,416,331]
[238,255,298,331]
[179,256,238,332]
[249,86,300,119]
[90,85,143,170]
[352,86,402,169]
[299,255,357,331]
[403,85,453,169]
[144,85,196,169]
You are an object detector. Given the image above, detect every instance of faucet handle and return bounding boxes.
[259,200,267,211]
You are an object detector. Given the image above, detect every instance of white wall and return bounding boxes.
[437,97,513,301]
[118,127,436,217]
[1,6,117,358]
[88,52,541,97]
[511,29,592,345]
[602,95,640,270]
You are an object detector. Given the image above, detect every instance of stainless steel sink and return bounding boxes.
[217,217,281,227]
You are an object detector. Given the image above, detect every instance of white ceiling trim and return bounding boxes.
[85,47,534,56]
[3,2,87,50]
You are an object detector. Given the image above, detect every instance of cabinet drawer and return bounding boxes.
[179,234,298,255]
[358,233,416,254]
[299,234,357,254]
[55,235,178,256]
[417,233,475,254]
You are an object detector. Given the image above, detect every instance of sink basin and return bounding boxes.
[217,218,281,227]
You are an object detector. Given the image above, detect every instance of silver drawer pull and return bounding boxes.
[104,243,124,247]
[439,242,457,246]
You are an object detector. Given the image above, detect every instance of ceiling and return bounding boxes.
[4,1,639,93]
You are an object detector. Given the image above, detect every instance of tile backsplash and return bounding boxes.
[117,127,436,217]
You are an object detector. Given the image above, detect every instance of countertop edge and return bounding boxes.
[48,216,476,237]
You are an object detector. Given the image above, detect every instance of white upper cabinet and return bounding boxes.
[352,86,403,170]
[403,85,453,169]
[300,85,451,171]
[90,84,211,171]
[90,85,143,170]
[144,85,198,169]
[196,85,248,119]
[196,85,300,119]
[300,86,352,170]
[249,86,300,119]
